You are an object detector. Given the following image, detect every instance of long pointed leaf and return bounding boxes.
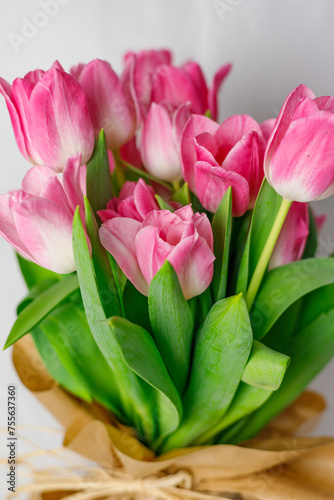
[4,274,79,349]
[212,187,232,301]
[86,130,113,215]
[161,294,253,452]
[251,257,334,340]
[148,261,193,395]
[108,317,182,437]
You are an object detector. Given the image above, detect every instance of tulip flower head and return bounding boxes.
[181,114,267,216]
[0,62,95,172]
[99,205,215,300]
[0,154,86,273]
[264,84,334,202]
[122,48,231,122]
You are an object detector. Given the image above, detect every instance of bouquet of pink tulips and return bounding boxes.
[1,49,334,454]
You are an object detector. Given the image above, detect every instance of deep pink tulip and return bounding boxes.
[141,103,190,182]
[122,48,231,122]
[99,205,215,299]
[269,202,309,269]
[0,154,86,273]
[71,59,137,150]
[0,62,95,172]
[181,114,266,216]
[98,178,159,223]
[265,84,334,202]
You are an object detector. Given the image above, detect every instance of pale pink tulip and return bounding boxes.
[71,59,137,150]
[269,202,309,269]
[99,205,215,299]
[0,154,86,273]
[141,103,190,182]
[181,114,266,216]
[122,48,231,122]
[264,84,334,202]
[0,62,95,172]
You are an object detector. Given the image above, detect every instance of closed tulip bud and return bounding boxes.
[141,103,190,182]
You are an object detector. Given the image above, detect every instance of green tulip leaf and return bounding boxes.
[212,187,232,301]
[108,316,182,438]
[251,257,334,340]
[4,273,79,350]
[148,261,193,395]
[161,294,253,452]
[86,130,113,215]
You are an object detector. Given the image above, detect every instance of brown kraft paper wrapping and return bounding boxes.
[13,335,334,500]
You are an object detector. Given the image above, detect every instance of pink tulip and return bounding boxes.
[71,59,137,150]
[98,178,159,223]
[122,49,172,121]
[0,154,86,273]
[269,202,309,269]
[122,49,231,122]
[99,205,215,300]
[140,103,190,182]
[181,114,266,216]
[264,84,334,202]
[0,62,95,172]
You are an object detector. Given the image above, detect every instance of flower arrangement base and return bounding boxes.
[14,335,334,500]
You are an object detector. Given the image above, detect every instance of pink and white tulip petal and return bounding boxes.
[13,197,76,273]
[99,218,148,295]
[28,68,94,170]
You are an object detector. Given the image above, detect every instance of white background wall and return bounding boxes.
[0,0,334,486]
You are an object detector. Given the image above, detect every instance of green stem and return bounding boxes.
[172,180,181,192]
[112,149,126,188]
[120,159,172,191]
[246,198,292,310]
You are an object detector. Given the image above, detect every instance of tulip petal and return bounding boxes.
[214,114,262,164]
[141,103,181,182]
[99,218,148,295]
[265,84,315,173]
[135,225,172,285]
[195,161,249,216]
[268,112,334,202]
[208,63,232,121]
[62,153,83,212]
[168,232,215,300]
[133,178,158,219]
[13,197,76,273]
[223,131,265,208]
[181,114,219,191]
[269,202,309,269]
[182,62,209,112]
[314,96,334,112]
[260,118,276,141]
[194,139,219,166]
[0,193,34,260]
[77,59,136,149]
[0,78,30,161]
[192,211,214,250]
[28,68,94,170]
[152,65,203,114]
[21,166,57,196]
